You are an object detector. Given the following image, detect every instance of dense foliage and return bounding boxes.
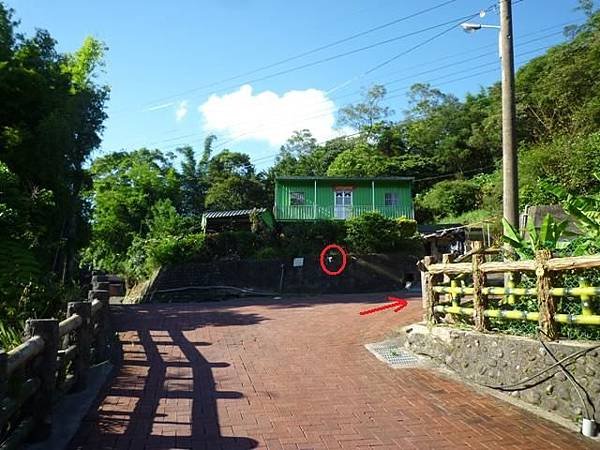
[2,1,600,344]
[345,213,417,254]
[0,3,108,330]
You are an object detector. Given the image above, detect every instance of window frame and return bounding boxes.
[290,191,306,206]
[384,192,399,206]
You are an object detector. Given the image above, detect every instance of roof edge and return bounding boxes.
[275,176,414,181]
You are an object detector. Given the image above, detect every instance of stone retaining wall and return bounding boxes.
[146,253,420,298]
[396,324,600,425]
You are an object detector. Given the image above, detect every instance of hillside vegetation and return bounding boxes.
[1,2,600,340]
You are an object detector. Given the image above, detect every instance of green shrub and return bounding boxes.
[346,212,411,253]
[254,246,281,260]
[279,221,347,256]
[417,179,481,221]
[396,216,417,237]
[124,233,206,282]
[0,320,23,350]
[520,132,600,206]
[148,233,206,267]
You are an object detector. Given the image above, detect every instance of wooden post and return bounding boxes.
[89,285,111,362]
[67,301,92,391]
[536,249,558,340]
[450,280,460,307]
[471,241,488,332]
[442,253,454,304]
[25,318,59,440]
[505,273,516,306]
[420,260,428,311]
[422,256,440,325]
[580,278,593,316]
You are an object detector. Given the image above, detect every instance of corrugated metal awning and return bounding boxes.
[202,208,267,219]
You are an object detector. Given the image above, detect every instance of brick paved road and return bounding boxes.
[70,294,597,449]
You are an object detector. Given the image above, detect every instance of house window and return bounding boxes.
[385,192,399,206]
[290,192,305,205]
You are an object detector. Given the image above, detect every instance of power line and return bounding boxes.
[112,18,570,152]
[118,41,553,156]
[208,44,550,153]
[134,0,460,109]
[216,48,547,166]
[150,7,492,151]
[112,5,488,116]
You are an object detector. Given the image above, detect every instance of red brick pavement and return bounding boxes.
[69,293,598,449]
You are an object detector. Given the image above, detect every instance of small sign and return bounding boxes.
[293,257,304,267]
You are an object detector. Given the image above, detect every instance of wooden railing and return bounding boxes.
[0,273,113,449]
[419,242,600,340]
[275,204,414,220]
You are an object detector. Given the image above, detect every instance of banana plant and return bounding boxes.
[544,178,600,240]
[502,214,569,259]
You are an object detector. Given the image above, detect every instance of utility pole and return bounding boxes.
[500,0,518,230]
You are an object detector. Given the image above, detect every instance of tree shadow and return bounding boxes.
[69,304,264,449]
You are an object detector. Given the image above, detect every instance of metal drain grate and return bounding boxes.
[365,341,421,368]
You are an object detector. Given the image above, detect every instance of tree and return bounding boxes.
[203,149,266,211]
[516,13,600,140]
[205,177,265,211]
[400,83,497,178]
[337,84,393,131]
[0,3,108,281]
[177,146,206,216]
[416,179,481,221]
[207,150,255,181]
[82,149,180,272]
[0,2,108,327]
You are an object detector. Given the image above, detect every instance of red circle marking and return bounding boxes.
[320,244,348,276]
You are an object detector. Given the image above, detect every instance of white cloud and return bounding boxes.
[175,100,188,121]
[199,85,341,146]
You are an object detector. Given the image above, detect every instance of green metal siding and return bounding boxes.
[275,180,315,220]
[275,178,413,221]
[373,180,413,219]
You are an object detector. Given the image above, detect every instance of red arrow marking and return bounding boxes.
[359,296,408,316]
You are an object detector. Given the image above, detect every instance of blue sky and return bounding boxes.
[8,0,588,169]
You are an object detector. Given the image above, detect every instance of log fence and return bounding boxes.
[419,242,600,340]
[0,273,114,449]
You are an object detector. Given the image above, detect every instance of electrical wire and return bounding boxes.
[113,23,570,151]
[134,0,461,109]
[537,327,595,420]
[114,5,493,116]
[413,340,600,393]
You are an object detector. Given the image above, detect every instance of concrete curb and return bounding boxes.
[25,361,114,450]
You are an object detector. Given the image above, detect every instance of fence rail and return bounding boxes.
[419,241,600,340]
[275,204,414,220]
[0,273,114,449]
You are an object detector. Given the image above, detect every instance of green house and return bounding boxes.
[274,176,414,221]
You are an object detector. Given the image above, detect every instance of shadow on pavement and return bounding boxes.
[69,306,263,449]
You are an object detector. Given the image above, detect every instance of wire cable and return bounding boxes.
[538,327,595,420]
[114,24,568,151]
[113,6,492,115]
[136,0,461,108]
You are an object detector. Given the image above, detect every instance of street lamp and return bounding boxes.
[460,22,500,32]
[460,1,519,235]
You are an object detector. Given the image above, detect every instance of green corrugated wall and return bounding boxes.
[275,179,413,221]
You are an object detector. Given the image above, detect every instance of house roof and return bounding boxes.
[275,176,414,182]
[202,208,267,219]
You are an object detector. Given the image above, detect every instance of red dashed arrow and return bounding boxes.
[359,296,408,316]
